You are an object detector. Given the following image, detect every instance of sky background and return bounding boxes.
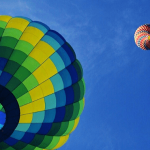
[0,0,150,150]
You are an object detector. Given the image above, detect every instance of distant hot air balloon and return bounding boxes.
[134,24,150,50]
[0,15,85,150]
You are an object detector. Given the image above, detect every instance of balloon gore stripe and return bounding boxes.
[134,24,150,50]
[0,15,85,150]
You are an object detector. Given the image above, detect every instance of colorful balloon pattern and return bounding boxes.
[0,15,85,150]
[134,24,150,50]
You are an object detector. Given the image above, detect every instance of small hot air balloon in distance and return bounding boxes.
[0,15,85,150]
[134,24,150,50]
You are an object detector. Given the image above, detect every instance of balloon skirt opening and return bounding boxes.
[0,85,20,142]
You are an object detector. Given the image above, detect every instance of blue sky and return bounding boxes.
[1,0,150,149]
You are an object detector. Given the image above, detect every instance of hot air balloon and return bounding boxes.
[134,24,150,50]
[0,15,85,150]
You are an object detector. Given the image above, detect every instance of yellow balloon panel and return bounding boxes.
[29,41,55,64]
[20,98,45,115]
[20,27,44,46]
[6,18,30,32]
[19,114,33,123]
[0,15,12,22]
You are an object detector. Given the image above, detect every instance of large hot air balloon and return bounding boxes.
[0,15,85,150]
[134,24,150,50]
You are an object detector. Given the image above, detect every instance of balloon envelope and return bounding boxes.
[0,15,85,150]
[134,24,150,50]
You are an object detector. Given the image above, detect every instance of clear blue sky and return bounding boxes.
[1,0,150,149]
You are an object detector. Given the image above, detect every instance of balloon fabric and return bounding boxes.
[0,15,85,150]
[134,24,150,50]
